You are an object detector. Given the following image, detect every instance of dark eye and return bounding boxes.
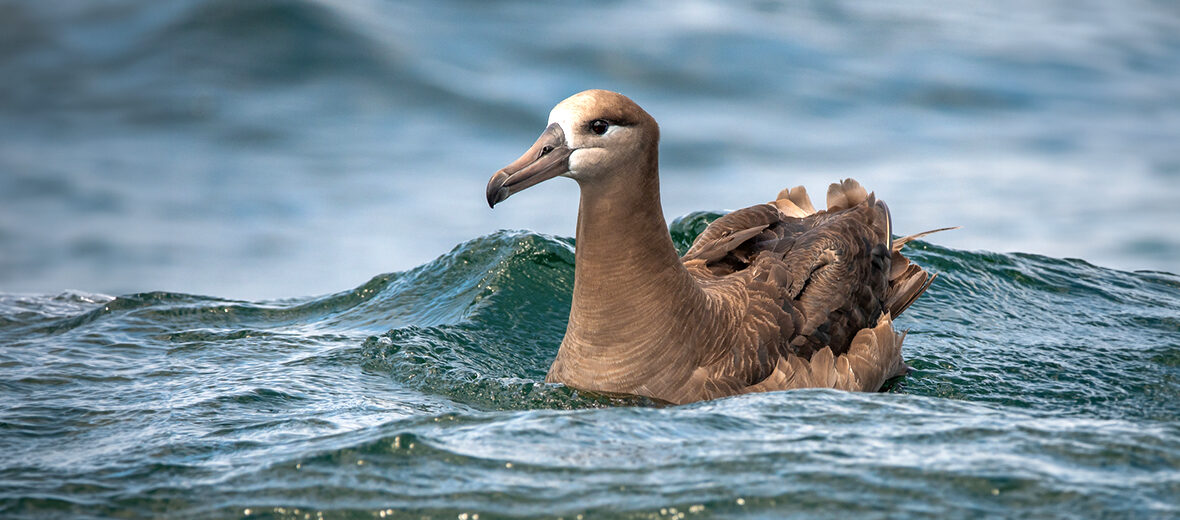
[589,119,609,135]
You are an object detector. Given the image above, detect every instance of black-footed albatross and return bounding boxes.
[486,89,945,405]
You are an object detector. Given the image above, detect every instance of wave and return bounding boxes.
[12,213,1176,419]
[2,214,1179,518]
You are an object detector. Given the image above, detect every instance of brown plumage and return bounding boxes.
[486,89,946,405]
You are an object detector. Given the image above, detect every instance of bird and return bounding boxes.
[486,89,947,405]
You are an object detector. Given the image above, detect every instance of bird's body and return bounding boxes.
[487,90,942,405]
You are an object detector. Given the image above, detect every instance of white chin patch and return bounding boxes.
[563,148,585,179]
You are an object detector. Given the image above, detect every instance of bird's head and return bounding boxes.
[486,89,659,208]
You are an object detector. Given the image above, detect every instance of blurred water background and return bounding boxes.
[2,1,1180,518]
[1,0,1178,299]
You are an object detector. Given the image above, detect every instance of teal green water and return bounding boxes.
[2,214,1179,518]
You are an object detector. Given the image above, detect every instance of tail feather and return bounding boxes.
[773,185,818,217]
[884,225,956,317]
[786,186,817,214]
[842,313,907,391]
[887,269,938,317]
[826,178,868,212]
[893,226,960,252]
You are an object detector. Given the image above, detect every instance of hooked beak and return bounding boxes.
[486,123,573,208]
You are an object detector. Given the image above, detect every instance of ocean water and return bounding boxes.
[2,0,1180,518]
[3,225,1180,518]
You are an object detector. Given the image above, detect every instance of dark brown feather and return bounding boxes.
[678,181,937,395]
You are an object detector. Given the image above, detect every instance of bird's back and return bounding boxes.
[679,179,936,397]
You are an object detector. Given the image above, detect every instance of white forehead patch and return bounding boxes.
[547,104,579,147]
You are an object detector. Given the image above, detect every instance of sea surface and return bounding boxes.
[2,0,1180,518]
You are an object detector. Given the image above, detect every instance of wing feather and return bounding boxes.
[678,179,942,396]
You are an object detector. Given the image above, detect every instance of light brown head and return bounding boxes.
[486,89,660,207]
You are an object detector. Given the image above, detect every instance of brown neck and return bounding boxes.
[563,155,698,352]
